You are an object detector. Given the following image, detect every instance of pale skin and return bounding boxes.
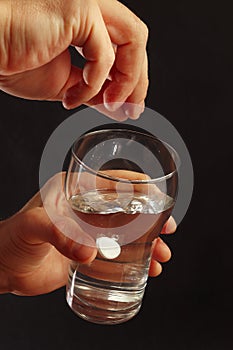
[0,172,176,296]
[0,0,149,119]
[0,0,177,296]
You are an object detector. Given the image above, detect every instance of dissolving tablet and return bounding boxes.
[96,236,121,259]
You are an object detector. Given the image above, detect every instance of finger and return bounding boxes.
[97,0,148,110]
[87,101,129,121]
[73,48,147,121]
[152,237,172,262]
[161,216,177,234]
[84,79,129,121]
[0,50,72,101]
[51,65,83,101]
[16,208,97,264]
[149,259,162,277]
[69,170,153,195]
[123,54,149,119]
[20,173,65,212]
[62,6,115,109]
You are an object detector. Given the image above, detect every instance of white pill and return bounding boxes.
[96,237,121,259]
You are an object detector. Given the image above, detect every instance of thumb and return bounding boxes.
[16,207,97,264]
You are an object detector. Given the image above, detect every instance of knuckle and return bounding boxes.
[142,76,149,89]
[142,77,149,95]
[103,49,115,67]
[116,71,133,84]
[131,17,149,45]
[87,83,102,97]
[19,208,35,222]
[130,77,149,100]
[138,20,149,41]
[142,22,149,41]
[81,82,102,101]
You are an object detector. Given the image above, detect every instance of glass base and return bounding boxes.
[66,274,145,325]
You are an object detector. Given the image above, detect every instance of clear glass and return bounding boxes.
[65,124,179,325]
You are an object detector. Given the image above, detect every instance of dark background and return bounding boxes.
[0,0,232,349]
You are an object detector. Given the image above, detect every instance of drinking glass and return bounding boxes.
[65,124,179,324]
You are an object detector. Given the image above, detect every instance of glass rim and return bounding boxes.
[71,128,181,184]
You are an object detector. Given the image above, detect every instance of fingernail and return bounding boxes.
[124,103,145,120]
[62,100,71,110]
[63,87,80,109]
[104,101,124,112]
[164,217,177,233]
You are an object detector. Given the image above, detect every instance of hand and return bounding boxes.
[0,0,149,120]
[0,173,176,296]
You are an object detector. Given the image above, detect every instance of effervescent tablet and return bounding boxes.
[96,237,121,259]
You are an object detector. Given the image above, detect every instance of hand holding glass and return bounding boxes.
[65,125,179,324]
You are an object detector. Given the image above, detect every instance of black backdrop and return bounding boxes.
[0,0,232,349]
